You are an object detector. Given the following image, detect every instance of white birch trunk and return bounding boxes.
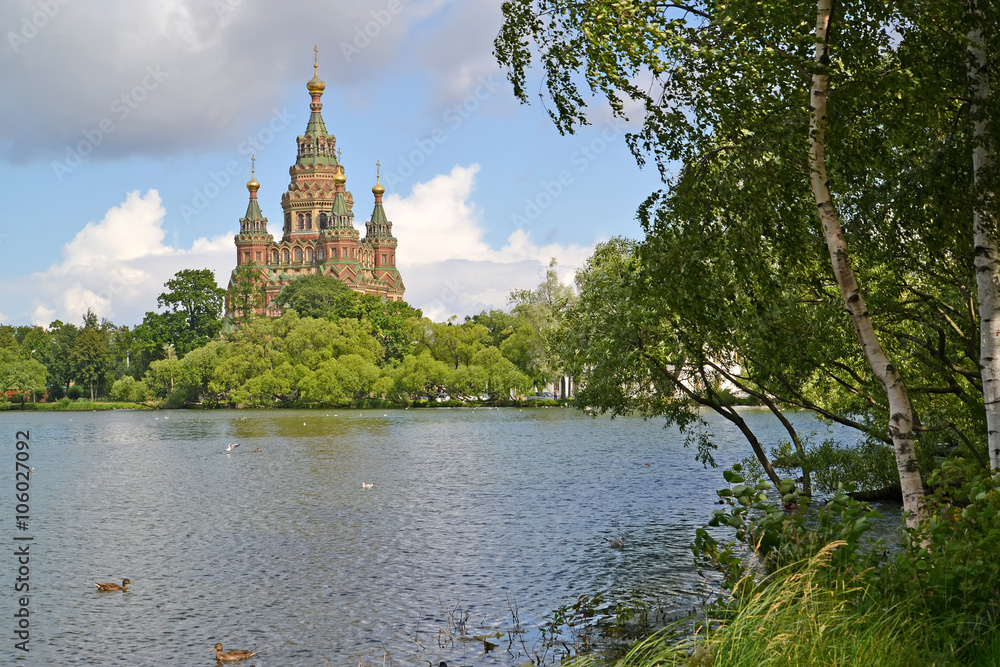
[809,0,925,526]
[968,20,1000,470]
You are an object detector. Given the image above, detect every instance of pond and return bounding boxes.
[0,406,893,665]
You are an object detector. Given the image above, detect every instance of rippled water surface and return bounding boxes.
[1,407,881,666]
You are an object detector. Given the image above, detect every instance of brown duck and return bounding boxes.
[95,578,132,592]
[211,643,257,661]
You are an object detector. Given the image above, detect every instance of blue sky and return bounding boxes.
[1,0,663,327]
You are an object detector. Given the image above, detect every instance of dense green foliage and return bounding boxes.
[227,263,267,326]
[497,0,998,489]
[496,0,999,663]
[2,268,566,408]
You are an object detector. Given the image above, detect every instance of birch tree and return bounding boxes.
[963,6,1000,468]
[807,0,923,521]
[496,0,938,523]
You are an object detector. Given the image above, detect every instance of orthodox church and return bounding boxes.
[228,56,405,317]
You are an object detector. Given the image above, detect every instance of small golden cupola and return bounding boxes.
[307,45,325,95]
[246,157,260,197]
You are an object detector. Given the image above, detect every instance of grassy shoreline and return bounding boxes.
[569,548,1000,666]
[1,399,155,411]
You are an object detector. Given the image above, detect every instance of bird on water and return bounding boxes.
[95,578,132,592]
[362,482,374,489]
[606,537,626,549]
[225,443,240,452]
[211,643,257,661]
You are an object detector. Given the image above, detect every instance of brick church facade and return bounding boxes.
[228,58,405,317]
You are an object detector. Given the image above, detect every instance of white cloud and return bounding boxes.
[55,190,172,269]
[24,189,233,326]
[388,164,493,265]
[389,164,595,320]
[30,306,55,327]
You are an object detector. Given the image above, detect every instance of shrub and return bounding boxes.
[692,464,881,592]
[109,376,150,403]
[872,460,1000,650]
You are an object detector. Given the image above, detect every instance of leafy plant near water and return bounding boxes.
[534,590,670,663]
[871,460,1000,657]
[692,464,881,593]
[663,463,1000,666]
[803,438,899,496]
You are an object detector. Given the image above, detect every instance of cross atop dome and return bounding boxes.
[307,45,325,95]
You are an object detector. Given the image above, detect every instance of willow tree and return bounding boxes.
[496,0,961,523]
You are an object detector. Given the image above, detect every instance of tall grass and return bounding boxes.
[570,540,1000,667]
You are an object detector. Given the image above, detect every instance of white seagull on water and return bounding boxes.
[225,443,240,452]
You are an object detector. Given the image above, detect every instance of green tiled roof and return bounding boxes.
[243,198,263,221]
[303,111,328,137]
[370,201,388,227]
[331,192,348,218]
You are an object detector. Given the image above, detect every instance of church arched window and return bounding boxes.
[295,247,303,261]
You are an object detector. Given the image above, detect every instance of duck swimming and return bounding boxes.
[211,643,257,661]
[95,578,132,592]
[606,537,626,549]
[362,482,375,489]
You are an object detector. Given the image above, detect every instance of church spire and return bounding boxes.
[243,156,264,223]
[331,165,349,223]
[366,161,391,238]
[298,47,335,166]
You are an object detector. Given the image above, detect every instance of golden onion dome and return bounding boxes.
[308,47,325,93]
[333,167,346,186]
[247,158,260,192]
[372,161,384,196]
[307,71,326,94]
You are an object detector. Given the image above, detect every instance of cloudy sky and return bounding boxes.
[0,0,663,327]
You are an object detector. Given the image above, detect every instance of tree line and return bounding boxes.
[0,265,573,409]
